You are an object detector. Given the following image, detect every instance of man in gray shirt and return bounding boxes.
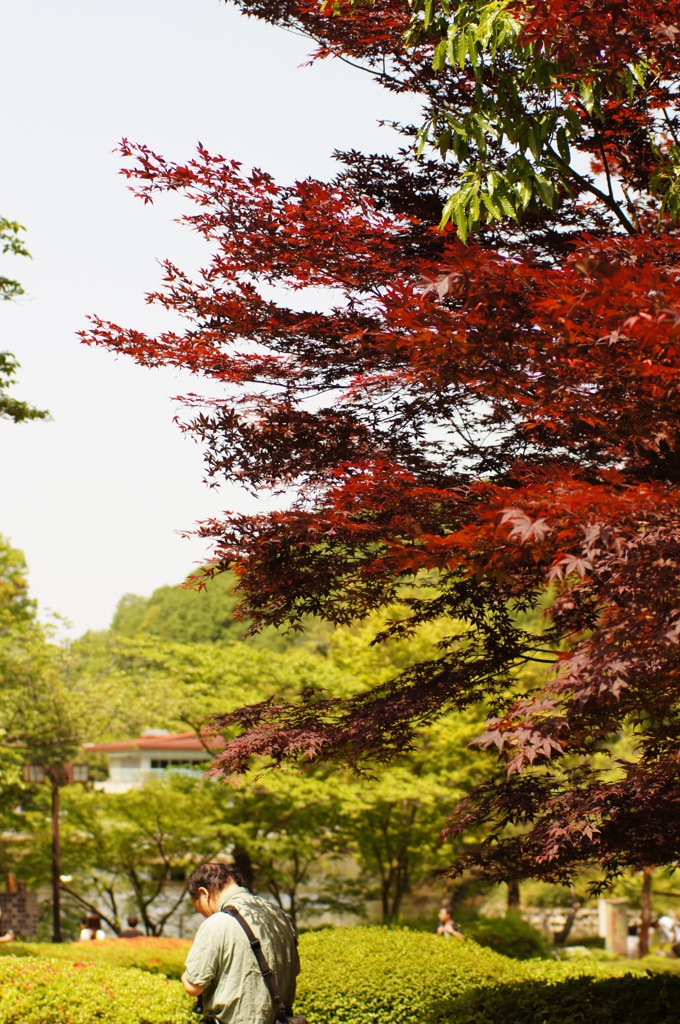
[182,863,300,1024]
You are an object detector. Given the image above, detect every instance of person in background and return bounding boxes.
[0,909,14,943]
[120,913,144,938]
[79,912,106,940]
[435,906,463,939]
[656,912,680,957]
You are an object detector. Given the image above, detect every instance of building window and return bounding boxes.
[150,758,207,772]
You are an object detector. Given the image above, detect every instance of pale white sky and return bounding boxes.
[0,0,417,636]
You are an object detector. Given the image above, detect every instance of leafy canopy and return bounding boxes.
[84,0,680,887]
[0,216,48,423]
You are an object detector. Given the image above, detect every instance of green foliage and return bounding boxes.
[296,927,517,1023]
[406,0,680,237]
[219,769,354,927]
[465,912,551,960]
[338,713,489,921]
[0,220,48,422]
[0,938,190,979]
[0,217,29,302]
[0,534,36,632]
[0,352,48,424]
[65,598,498,928]
[0,616,95,844]
[294,926,674,1024]
[111,571,332,653]
[449,970,680,1024]
[639,956,680,975]
[52,780,228,935]
[0,955,193,1024]
[111,572,247,646]
[408,0,586,234]
[3,929,680,1024]
[68,631,348,736]
[0,619,120,790]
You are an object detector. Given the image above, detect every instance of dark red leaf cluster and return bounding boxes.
[83,0,680,882]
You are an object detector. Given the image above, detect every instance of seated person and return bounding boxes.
[120,914,144,938]
[79,913,106,940]
[435,906,463,939]
[0,910,14,943]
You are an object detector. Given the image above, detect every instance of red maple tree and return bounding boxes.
[84,0,680,886]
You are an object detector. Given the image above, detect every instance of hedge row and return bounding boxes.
[295,929,680,1024]
[0,956,193,1024]
[463,912,551,959]
[448,971,680,1024]
[0,937,190,979]
[2,927,680,1024]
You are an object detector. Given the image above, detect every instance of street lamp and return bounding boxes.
[22,762,89,943]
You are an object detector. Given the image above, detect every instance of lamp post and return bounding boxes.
[23,762,89,943]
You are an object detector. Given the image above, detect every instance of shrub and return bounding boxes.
[449,968,680,1024]
[295,927,519,1024]
[639,955,680,975]
[556,945,621,962]
[0,938,190,979]
[294,927,680,1024]
[0,955,193,1024]
[3,926,680,1024]
[464,913,551,960]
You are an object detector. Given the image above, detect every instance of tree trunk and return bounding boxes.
[381,875,392,923]
[232,845,255,891]
[287,892,297,931]
[553,886,580,946]
[506,879,520,912]
[639,867,653,958]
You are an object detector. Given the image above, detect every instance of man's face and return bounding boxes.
[191,887,218,918]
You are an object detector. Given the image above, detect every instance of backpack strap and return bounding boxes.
[222,905,288,1023]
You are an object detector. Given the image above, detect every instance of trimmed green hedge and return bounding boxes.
[2,927,680,1024]
[0,956,193,1024]
[450,969,680,1024]
[464,912,551,960]
[296,926,517,1024]
[295,928,680,1024]
[0,938,190,979]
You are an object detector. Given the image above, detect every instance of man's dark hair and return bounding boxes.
[127,914,139,927]
[187,862,244,899]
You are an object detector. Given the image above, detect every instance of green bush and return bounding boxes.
[639,955,680,974]
[464,912,551,960]
[0,955,193,1024]
[556,944,622,962]
[295,927,680,1024]
[0,938,190,979]
[3,927,680,1024]
[450,968,680,1024]
[296,927,520,1024]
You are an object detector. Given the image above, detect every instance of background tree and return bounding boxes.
[0,218,48,422]
[0,535,42,839]
[14,778,231,937]
[111,569,333,653]
[0,536,89,825]
[111,571,246,646]
[70,630,348,738]
[339,714,487,922]
[0,533,36,632]
[60,779,230,936]
[0,218,30,303]
[222,770,352,929]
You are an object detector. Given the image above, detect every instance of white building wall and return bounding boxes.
[97,751,212,793]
